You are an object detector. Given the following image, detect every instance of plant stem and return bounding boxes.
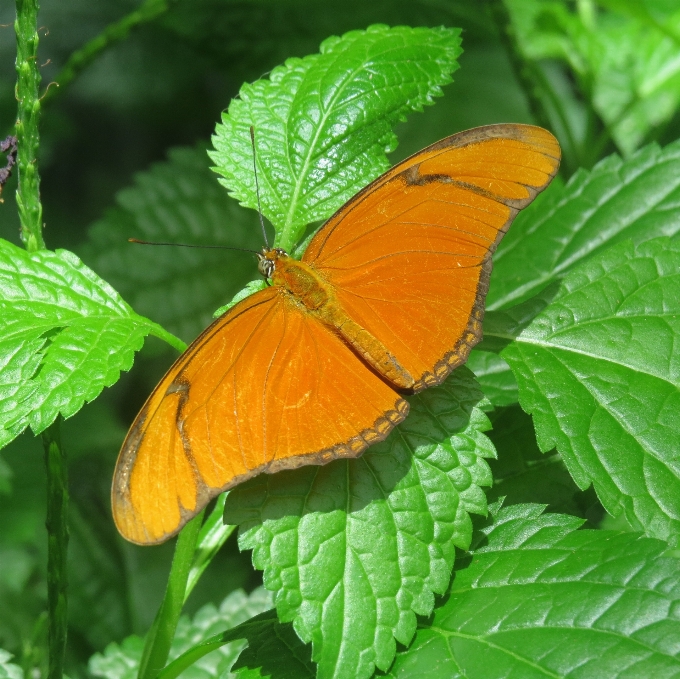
[15,3,68,678]
[42,420,68,679]
[185,494,235,601]
[137,512,205,679]
[15,0,44,252]
[41,0,177,106]
[145,321,187,354]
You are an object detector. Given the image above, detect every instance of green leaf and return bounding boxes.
[0,239,177,449]
[229,612,314,679]
[224,368,495,679]
[89,636,143,679]
[507,0,680,155]
[486,406,598,520]
[157,610,314,679]
[0,651,23,679]
[465,352,518,408]
[212,281,267,319]
[88,588,274,679]
[385,503,680,678]
[497,236,680,546]
[81,146,263,343]
[489,139,680,309]
[210,24,462,250]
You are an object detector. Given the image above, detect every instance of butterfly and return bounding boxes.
[112,123,561,545]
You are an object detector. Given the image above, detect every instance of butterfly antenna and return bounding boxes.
[128,238,260,255]
[250,125,269,249]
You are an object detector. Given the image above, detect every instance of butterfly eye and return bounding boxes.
[257,256,274,278]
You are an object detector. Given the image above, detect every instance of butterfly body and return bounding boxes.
[263,248,416,390]
[113,124,561,545]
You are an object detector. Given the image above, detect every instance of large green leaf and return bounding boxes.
[224,368,494,679]
[210,24,462,250]
[0,239,179,448]
[81,146,263,344]
[385,503,680,678]
[199,504,680,678]
[496,236,680,546]
[488,139,680,309]
[88,588,274,679]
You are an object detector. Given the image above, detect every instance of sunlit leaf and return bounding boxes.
[385,504,680,678]
[497,236,680,546]
[211,24,462,250]
[0,239,176,448]
[225,369,494,679]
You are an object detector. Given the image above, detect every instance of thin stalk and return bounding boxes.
[15,3,68,678]
[185,495,235,601]
[41,0,178,106]
[145,320,187,354]
[15,0,44,251]
[42,420,68,679]
[137,512,205,679]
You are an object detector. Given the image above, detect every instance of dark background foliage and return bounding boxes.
[1,1,679,677]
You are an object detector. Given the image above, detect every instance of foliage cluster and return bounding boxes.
[1,1,680,679]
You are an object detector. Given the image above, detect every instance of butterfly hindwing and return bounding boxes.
[113,287,407,544]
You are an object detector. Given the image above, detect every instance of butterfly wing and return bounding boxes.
[303,124,560,391]
[112,286,407,545]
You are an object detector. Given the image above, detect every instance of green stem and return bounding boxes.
[15,0,44,252]
[41,0,177,106]
[157,611,277,679]
[185,495,235,601]
[15,3,68,677]
[137,511,205,679]
[42,420,68,679]
[145,320,187,353]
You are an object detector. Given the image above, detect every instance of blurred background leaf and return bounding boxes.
[88,587,273,679]
[80,145,262,344]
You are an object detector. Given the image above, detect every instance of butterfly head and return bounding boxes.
[257,247,288,279]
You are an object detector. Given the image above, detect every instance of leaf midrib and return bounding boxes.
[495,330,677,385]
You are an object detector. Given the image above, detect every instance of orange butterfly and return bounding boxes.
[112,124,560,545]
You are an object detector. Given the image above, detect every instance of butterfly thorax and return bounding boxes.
[260,248,331,312]
[258,248,415,390]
